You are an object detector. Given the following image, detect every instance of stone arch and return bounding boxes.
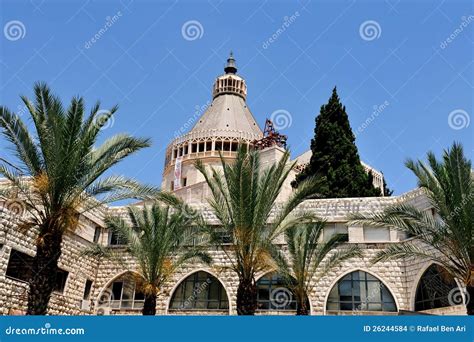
[411,262,459,311]
[166,268,231,315]
[409,261,438,310]
[255,271,313,314]
[95,270,144,310]
[323,268,399,315]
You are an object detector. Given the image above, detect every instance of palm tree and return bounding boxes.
[0,83,158,315]
[350,142,473,315]
[277,222,361,315]
[104,202,211,315]
[195,146,321,315]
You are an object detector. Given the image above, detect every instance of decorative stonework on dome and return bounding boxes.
[163,53,263,171]
[211,52,247,100]
[212,74,247,100]
[190,52,261,137]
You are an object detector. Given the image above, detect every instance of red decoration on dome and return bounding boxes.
[252,119,287,150]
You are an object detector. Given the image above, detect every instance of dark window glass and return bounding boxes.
[215,230,232,244]
[256,273,303,311]
[340,302,353,310]
[109,230,125,246]
[414,264,458,311]
[6,249,33,282]
[112,282,123,300]
[83,279,93,300]
[258,287,269,300]
[93,227,101,243]
[102,274,145,310]
[7,249,69,294]
[134,290,145,301]
[169,271,228,311]
[54,269,69,293]
[326,271,397,312]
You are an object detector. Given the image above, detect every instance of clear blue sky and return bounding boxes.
[1,0,472,195]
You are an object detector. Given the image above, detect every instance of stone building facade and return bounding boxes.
[0,54,467,316]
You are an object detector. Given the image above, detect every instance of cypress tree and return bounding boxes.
[382,176,393,196]
[292,87,382,198]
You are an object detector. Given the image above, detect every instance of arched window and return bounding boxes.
[415,264,458,311]
[169,271,228,311]
[256,273,301,311]
[326,271,397,312]
[99,272,144,311]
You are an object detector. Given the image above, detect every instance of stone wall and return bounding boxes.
[0,189,467,316]
[0,208,100,315]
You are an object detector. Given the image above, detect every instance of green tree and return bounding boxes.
[276,222,361,315]
[195,147,321,315]
[104,202,211,315]
[0,83,158,315]
[351,142,473,315]
[292,87,382,198]
[382,175,393,196]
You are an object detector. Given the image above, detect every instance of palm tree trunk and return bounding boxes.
[296,294,310,315]
[236,277,257,315]
[142,293,157,315]
[466,285,474,316]
[27,228,63,315]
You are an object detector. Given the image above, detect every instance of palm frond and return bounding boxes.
[103,200,212,290]
[195,146,323,283]
[349,142,473,286]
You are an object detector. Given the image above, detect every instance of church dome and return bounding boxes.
[164,53,263,172]
[189,92,261,138]
[211,52,247,100]
[189,52,261,138]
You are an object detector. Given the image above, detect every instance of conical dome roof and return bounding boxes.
[189,53,263,139]
[190,95,262,137]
